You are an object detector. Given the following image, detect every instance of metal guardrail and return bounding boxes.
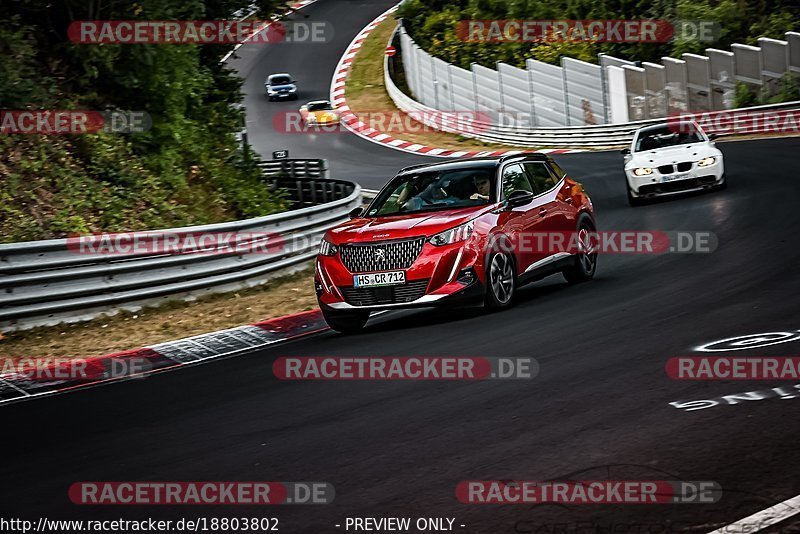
[386,25,800,148]
[0,169,360,332]
[385,57,800,148]
[384,48,644,148]
[259,159,329,181]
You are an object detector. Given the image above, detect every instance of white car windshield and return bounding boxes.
[635,126,703,152]
[269,76,291,85]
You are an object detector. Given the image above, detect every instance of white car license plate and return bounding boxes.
[353,271,406,287]
[664,173,690,182]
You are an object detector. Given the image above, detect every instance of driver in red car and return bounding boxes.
[470,175,491,201]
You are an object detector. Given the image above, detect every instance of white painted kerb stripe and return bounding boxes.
[706,494,800,534]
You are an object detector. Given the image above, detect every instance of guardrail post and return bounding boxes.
[470,62,480,115]
[496,61,506,116]
[526,63,538,126]
[561,57,571,126]
[447,65,456,110]
[415,44,425,102]
[759,37,790,99]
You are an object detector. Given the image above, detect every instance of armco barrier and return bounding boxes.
[389,23,800,147]
[0,169,360,332]
[398,24,800,127]
[260,158,329,182]
[385,26,800,148]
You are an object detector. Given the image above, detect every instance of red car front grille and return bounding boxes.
[339,238,426,273]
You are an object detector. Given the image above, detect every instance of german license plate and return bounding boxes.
[664,173,690,182]
[353,271,405,287]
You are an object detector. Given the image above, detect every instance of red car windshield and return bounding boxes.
[367,167,496,216]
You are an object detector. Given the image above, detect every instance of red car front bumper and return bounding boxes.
[315,238,486,311]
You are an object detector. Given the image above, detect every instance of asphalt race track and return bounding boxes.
[229,0,431,187]
[2,0,800,532]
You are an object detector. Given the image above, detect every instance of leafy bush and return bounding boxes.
[0,0,288,242]
[766,73,800,105]
[398,0,800,68]
[733,81,758,109]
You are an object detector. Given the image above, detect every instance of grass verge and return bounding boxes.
[1,269,317,360]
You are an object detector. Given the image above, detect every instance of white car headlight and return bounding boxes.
[429,220,474,246]
[319,238,338,256]
[633,167,653,176]
[288,87,297,92]
[698,156,717,167]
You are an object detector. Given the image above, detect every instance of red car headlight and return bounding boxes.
[318,238,338,256]
[429,220,474,246]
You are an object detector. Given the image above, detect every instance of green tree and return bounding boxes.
[0,0,288,242]
[399,0,800,67]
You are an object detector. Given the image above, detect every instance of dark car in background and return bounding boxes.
[265,73,298,100]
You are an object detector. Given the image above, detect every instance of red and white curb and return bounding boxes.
[221,0,319,63]
[329,5,586,158]
[0,309,328,406]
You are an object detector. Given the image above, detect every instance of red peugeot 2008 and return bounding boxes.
[315,154,597,332]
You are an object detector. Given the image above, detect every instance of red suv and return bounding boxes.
[315,155,597,332]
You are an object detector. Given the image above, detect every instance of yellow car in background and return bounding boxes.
[299,100,340,126]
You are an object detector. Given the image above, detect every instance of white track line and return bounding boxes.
[707,494,800,533]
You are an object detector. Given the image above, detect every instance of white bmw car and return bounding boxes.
[622,122,725,206]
